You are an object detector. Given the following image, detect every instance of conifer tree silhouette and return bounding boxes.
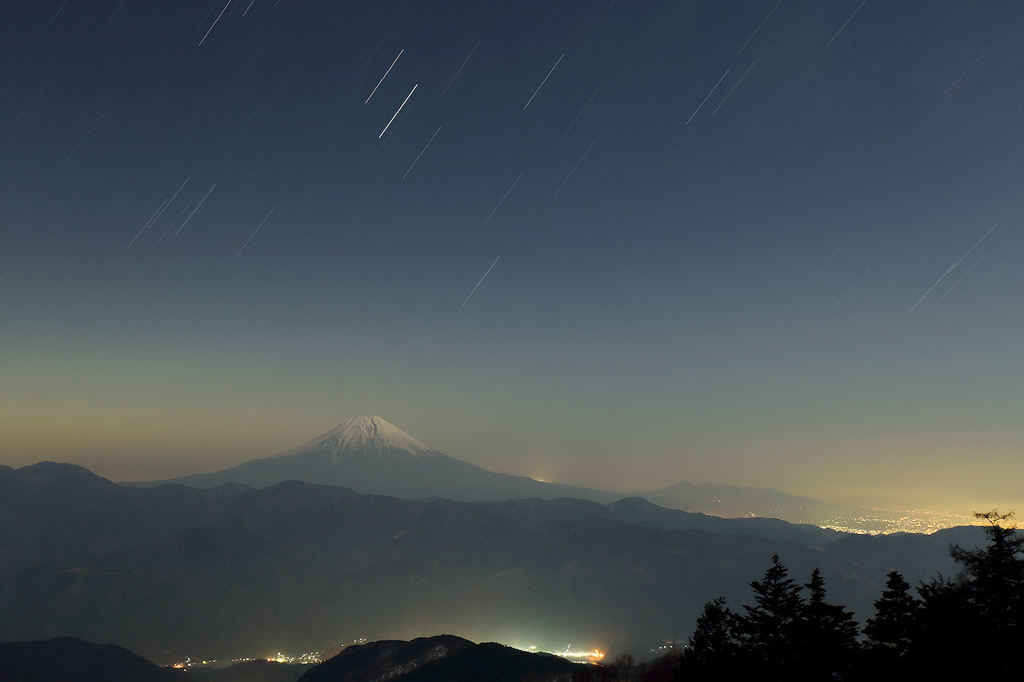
[798,567,859,678]
[736,554,804,676]
[864,570,919,655]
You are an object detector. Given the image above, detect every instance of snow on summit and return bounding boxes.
[281,416,438,461]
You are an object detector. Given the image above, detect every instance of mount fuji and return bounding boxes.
[136,415,856,524]
[139,416,617,502]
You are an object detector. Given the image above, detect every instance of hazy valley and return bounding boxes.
[0,418,986,662]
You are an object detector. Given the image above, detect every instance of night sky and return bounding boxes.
[1,1,1021,510]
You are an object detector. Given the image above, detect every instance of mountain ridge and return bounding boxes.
[132,415,618,506]
[0,637,179,682]
[130,416,852,524]
[0,461,983,660]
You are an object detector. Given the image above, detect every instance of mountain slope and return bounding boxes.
[299,635,473,682]
[0,462,982,661]
[638,480,856,524]
[139,416,615,504]
[0,637,179,682]
[388,642,586,682]
[136,416,854,525]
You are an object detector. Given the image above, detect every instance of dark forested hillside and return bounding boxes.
[298,635,473,682]
[0,462,980,661]
[0,637,179,682]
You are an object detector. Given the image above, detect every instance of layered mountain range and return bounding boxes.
[137,416,852,524]
[0,635,593,682]
[0,460,981,662]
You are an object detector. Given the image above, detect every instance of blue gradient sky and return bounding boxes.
[1,1,1021,509]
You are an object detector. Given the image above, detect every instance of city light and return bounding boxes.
[511,643,606,664]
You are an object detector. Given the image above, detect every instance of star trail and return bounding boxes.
[0,0,1021,511]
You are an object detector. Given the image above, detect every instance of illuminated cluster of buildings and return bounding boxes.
[169,650,322,670]
[820,508,982,535]
[167,637,371,672]
[515,644,605,664]
[557,648,606,664]
[264,651,323,665]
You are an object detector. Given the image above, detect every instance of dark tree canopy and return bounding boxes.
[738,554,804,651]
[950,511,1024,633]
[679,512,1024,681]
[864,570,919,654]
[687,597,737,666]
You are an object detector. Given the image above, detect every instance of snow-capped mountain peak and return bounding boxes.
[280,416,437,461]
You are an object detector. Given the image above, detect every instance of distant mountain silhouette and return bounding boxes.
[299,635,473,682]
[0,635,585,682]
[0,637,178,682]
[385,642,585,682]
[135,415,852,524]
[137,416,615,503]
[0,462,982,660]
[188,660,311,682]
[637,481,855,524]
[297,636,590,682]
